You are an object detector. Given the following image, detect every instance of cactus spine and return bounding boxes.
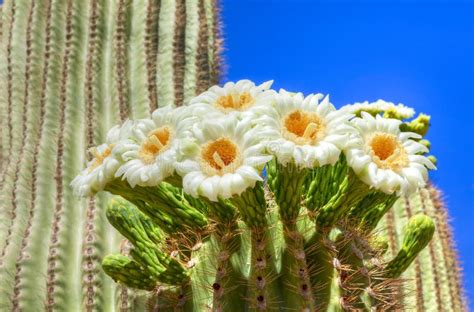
[0,1,466,311]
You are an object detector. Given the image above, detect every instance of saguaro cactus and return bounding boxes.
[0,1,466,312]
[68,81,455,311]
[0,0,221,310]
[384,186,466,311]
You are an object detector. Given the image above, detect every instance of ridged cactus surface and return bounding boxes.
[386,186,466,311]
[0,0,220,310]
[0,0,467,312]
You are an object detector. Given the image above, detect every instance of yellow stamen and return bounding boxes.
[139,126,171,164]
[201,137,241,175]
[88,145,114,172]
[215,92,255,111]
[212,151,227,169]
[369,133,409,171]
[302,122,319,139]
[282,110,326,145]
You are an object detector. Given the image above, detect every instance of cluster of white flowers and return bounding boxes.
[341,99,416,119]
[72,80,435,201]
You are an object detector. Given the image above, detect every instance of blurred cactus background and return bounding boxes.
[0,0,469,311]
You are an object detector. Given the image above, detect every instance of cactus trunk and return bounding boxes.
[0,0,220,310]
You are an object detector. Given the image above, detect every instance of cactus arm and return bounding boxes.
[406,193,439,310]
[102,254,157,290]
[385,214,435,279]
[367,213,435,310]
[105,181,208,233]
[106,201,189,285]
[1,0,465,310]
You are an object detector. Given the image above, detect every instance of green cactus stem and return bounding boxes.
[385,214,435,278]
[0,0,221,310]
[0,0,466,311]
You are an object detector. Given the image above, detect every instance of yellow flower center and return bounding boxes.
[215,92,255,111]
[200,137,241,175]
[88,144,114,172]
[368,133,409,171]
[139,127,171,164]
[282,110,326,145]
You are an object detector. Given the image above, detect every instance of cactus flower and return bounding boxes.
[189,79,275,116]
[176,116,272,201]
[260,90,353,168]
[114,106,195,187]
[345,112,436,195]
[71,120,135,196]
[341,99,416,119]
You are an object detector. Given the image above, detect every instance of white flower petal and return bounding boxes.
[344,112,434,195]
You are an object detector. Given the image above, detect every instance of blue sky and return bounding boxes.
[223,0,473,306]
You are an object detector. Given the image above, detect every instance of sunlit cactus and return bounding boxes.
[0,0,220,310]
[0,1,466,311]
[69,82,447,311]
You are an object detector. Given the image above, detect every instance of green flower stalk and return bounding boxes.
[385,214,435,279]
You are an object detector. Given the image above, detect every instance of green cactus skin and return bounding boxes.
[381,185,467,311]
[0,1,467,312]
[385,214,435,279]
[97,157,442,311]
[0,0,221,310]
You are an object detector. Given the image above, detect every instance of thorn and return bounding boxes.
[192,241,203,251]
[187,258,197,268]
